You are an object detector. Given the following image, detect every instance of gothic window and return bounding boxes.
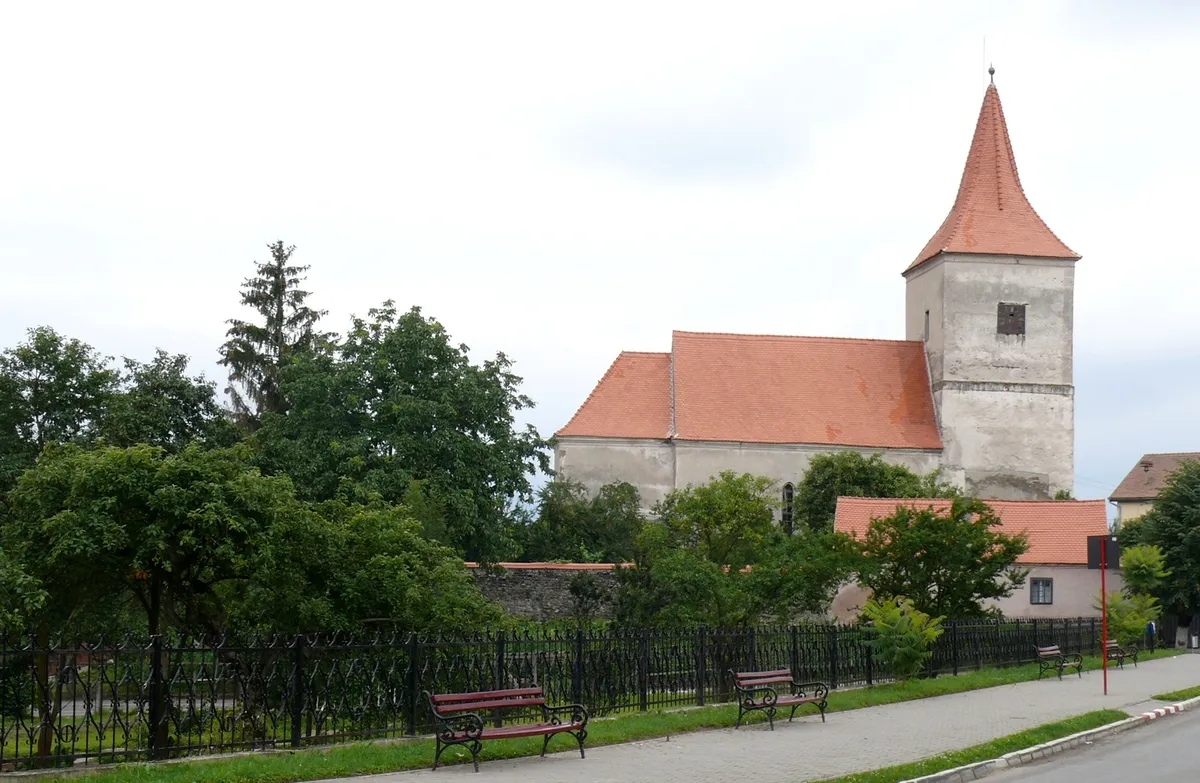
[781,483,795,533]
[997,302,1026,336]
[923,310,930,341]
[1030,577,1053,605]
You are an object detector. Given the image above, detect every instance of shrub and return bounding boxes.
[1096,591,1161,647]
[862,597,945,681]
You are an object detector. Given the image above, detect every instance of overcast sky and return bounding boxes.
[3,1,1198,502]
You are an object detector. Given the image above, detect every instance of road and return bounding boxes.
[990,708,1200,781]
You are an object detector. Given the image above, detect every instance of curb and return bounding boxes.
[902,697,1200,783]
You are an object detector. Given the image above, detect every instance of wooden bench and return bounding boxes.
[1034,645,1082,680]
[729,669,828,730]
[424,687,588,772]
[1104,639,1139,669]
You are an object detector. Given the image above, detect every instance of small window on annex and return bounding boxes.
[781,483,795,533]
[997,302,1026,336]
[1030,577,1053,605]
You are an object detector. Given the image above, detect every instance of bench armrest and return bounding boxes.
[544,703,590,727]
[733,683,780,707]
[425,691,485,741]
[790,681,829,700]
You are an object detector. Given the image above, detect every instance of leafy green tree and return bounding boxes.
[794,451,957,533]
[521,480,644,563]
[98,350,239,451]
[1120,544,1170,597]
[654,471,777,568]
[855,497,1029,619]
[1095,591,1161,647]
[862,597,944,681]
[613,472,854,626]
[0,548,44,633]
[226,501,504,635]
[256,301,549,562]
[0,327,118,491]
[219,241,329,431]
[3,443,302,636]
[1116,459,1200,617]
[567,571,611,625]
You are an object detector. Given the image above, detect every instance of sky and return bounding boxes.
[3,0,1199,504]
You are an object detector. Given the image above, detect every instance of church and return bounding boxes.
[555,75,1079,515]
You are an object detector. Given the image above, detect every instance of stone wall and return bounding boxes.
[467,563,622,621]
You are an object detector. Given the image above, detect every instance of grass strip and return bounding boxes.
[36,650,1179,783]
[813,709,1129,783]
[1152,684,1200,702]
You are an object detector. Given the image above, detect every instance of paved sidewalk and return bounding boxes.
[330,655,1200,783]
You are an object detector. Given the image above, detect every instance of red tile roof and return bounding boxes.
[1110,452,1200,501]
[907,83,1078,273]
[557,332,943,450]
[671,332,941,448]
[834,497,1109,565]
[557,352,672,439]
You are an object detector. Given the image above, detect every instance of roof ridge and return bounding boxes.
[672,329,921,347]
[839,496,1104,505]
[1138,451,1200,458]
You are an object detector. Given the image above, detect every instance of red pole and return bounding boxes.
[1101,539,1108,696]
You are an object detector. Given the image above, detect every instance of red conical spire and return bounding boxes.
[906,79,1078,273]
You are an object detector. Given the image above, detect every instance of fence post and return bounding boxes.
[951,620,959,677]
[290,635,306,748]
[493,631,507,728]
[696,627,706,706]
[789,626,800,681]
[1032,618,1038,653]
[571,629,584,707]
[864,625,873,686]
[638,630,649,712]
[147,634,164,761]
[748,627,757,671]
[827,625,839,690]
[404,633,419,736]
[1090,617,1097,655]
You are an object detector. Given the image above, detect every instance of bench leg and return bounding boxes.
[766,705,776,731]
[818,700,827,723]
[735,704,746,729]
[570,728,587,759]
[788,704,800,723]
[433,738,444,771]
[540,734,553,758]
[469,740,482,773]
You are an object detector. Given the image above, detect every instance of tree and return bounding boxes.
[862,597,944,681]
[97,350,239,451]
[1120,544,1170,597]
[521,480,644,563]
[2,442,501,638]
[654,471,777,569]
[612,472,854,626]
[0,327,118,491]
[1117,459,1200,617]
[855,497,1029,619]
[1095,591,1161,647]
[794,451,957,533]
[255,301,549,562]
[219,241,329,431]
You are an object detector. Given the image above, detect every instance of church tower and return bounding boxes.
[905,73,1078,500]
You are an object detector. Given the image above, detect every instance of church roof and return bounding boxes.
[556,351,672,439]
[557,332,943,450]
[834,497,1109,565]
[907,81,1079,273]
[1110,452,1200,501]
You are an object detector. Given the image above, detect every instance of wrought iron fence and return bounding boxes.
[0,617,1104,770]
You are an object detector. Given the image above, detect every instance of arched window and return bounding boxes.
[781,483,795,534]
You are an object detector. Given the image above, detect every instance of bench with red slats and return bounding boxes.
[730,669,829,730]
[424,686,589,772]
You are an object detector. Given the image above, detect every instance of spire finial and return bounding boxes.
[988,64,995,84]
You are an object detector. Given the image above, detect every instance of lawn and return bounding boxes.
[812,709,1130,783]
[22,648,1181,783]
[1152,683,1200,702]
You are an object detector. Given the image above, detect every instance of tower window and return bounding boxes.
[997,302,1026,336]
[781,483,795,534]
[923,310,930,341]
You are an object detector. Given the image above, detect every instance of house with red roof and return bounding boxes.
[830,497,1116,621]
[1109,452,1200,528]
[556,73,1080,515]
